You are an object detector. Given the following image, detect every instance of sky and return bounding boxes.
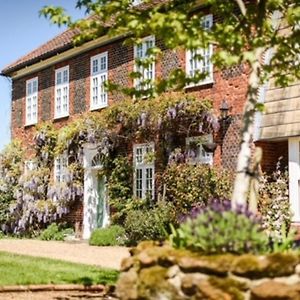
[0,0,85,151]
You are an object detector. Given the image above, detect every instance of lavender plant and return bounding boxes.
[170,199,269,254]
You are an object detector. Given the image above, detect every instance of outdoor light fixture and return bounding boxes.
[219,99,230,120]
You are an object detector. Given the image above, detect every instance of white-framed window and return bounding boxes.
[132,0,142,5]
[186,134,213,165]
[54,153,68,183]
[25,77,38,125]
[90,52,108,110]
[55,66,69,119]
[134,36,155,91]
[24,160,37,175]
[186,14,213,86]
[133,143,155,199]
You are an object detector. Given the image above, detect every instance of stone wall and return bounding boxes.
[117,241,300,300]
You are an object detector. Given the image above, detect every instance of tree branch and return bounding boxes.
[234,0,247,16]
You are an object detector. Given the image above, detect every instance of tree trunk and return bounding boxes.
[232,49,264,209]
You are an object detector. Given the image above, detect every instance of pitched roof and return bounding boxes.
[1,0,187,76]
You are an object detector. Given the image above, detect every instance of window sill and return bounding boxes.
[90,104,108,111]
[54,113,69,120]
[184,79,214,89]
[24,122,37,128]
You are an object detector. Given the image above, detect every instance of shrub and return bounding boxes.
[160,164,232,218]
[124,202,176,245]
[89,225,126,246]
[39,223,74,241]
[170,199,269,255]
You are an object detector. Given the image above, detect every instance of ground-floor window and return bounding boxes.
[186,134,213,165]
[133,143,155,199]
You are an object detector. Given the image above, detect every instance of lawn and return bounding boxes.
[0,251,119,286]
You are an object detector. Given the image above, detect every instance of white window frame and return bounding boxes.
[133,36,155,92]
[186,14,213,86]
[25,77,38,126]
[54,153,68,183]
[55,66,69,119]
[133,143,155,199]
[186,135,213,165]
[90,52,108,110]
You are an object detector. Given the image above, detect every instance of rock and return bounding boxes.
[232,253,298,279]
[197,280,232,300]
[181,274,208,296]
[179,255,232,276]
[116,269,138,300]
[295,264,300,275]
[120,257,135,272]
[167,265,181,279]
[250,280,300,300]
[138,252,156,267]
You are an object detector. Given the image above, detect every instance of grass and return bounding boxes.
[0,251,119,286]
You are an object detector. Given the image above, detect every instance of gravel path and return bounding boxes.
[0,239,130,270]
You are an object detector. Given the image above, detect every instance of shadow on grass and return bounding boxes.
[71,271,119,286]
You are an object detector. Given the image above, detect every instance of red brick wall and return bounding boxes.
[256,140,288,174]
[11,38,249,153]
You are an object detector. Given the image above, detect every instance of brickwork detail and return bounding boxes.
[72,53,88,114]
[109,41,131,102]
[161,49,181,80]
[221,115,242,172]
[40,67,53,121]
[221,64,244,80]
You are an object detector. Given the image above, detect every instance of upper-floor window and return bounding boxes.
[133,143,155,199]
[26,77,38,125]
[186,14,213,86]
[54,153,68,183]
[134,36,155,91]
[186,135,213,165]
[55,66,69,119]
[90,52,108,110]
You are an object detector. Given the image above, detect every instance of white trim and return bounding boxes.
[185,14,213,87]
[289,138,300,222]
[54,66,69,119]
[90,52,108,110]
[186,135,213,165]
[25,77,38,126]
[133,142,155,199]
[133,36,155,92]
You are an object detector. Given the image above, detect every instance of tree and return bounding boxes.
[41,0,300,208]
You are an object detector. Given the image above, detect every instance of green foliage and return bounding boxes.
[41,0,300,96]
[39,223,74,241]
[124,202,176,245]
[161,163,232,218]
[170,203,269,255]
[107,157,133,224]
[89,225,126,246]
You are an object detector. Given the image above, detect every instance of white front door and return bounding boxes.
[83,145,110,239]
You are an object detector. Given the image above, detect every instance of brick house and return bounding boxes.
[0,5,292,237]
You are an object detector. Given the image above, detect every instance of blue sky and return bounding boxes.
[0,0,84,151]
